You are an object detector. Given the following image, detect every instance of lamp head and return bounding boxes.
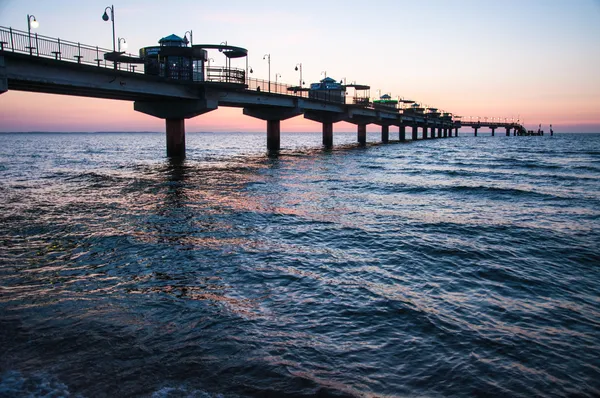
[30,19,39,29]
[182,36,189,45]
[102,11,109,21]
[295,66,298,71]
[250,68,253,73]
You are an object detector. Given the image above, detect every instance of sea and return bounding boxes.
[0,131,599,398]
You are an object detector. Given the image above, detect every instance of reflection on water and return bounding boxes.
[0,132,599,397]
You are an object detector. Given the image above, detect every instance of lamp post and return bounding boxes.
[27,14,39,55]
[275,73,281,84]
[263,54,271,92]
[294,63,303,88]
[102,5,116,69]
[102,5,116,53]
[183,30,193,46]
[321,70,327,79]
[118,37,127,53]
[207,58,214,68]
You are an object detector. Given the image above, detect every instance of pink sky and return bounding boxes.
[1,0,599,134]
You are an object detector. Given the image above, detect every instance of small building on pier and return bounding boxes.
[138,34,248,84]
[309,77,345,103]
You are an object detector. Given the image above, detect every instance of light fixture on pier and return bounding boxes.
[275,73,281,84]
[183,30,193,46]
[263,54,271,92]
[27,14,39,56]
[294,63,303,87]
[207,58,214,68]
[118,37,127,52]
[101,5,116,54]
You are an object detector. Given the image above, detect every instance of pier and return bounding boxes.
[0,26,533,158]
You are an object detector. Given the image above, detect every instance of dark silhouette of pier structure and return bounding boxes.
[0,26,533,158]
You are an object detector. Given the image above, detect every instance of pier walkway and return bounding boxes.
[1,26,532,158]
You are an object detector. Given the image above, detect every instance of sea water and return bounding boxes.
[1,132,599,397]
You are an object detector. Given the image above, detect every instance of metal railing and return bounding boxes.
[0,25,391,108]
[0,26,143,73]
[246,77,308,97]
[206,66,245,84]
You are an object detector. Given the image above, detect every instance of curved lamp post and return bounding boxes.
[102,5,116,53]
[263,54,271,92]
[118,37,127,53]
[183,30,193,46]
[294,63,303,88]
[27,14,39,55]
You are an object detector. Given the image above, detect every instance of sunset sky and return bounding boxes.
[1,0,599,133]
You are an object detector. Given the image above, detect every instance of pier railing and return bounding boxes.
[0,26,466,115]
[0,26,142,72]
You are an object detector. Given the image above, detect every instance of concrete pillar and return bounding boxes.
[381,125,389,144]
[443,128,448,138]
[455,127,459,137]
[323,122,333,147]
[358,124,367,145]
[423,126,428,139]
[166,118,186,158]
[491,127,496,136]
[514,129,517,136]
[506,127,511,136]
[0,56,7,95]
[438,127,442,138]
[399,125,406,141]
[412,125,418,140]
[267,120,281,151]
[474,127,478,137]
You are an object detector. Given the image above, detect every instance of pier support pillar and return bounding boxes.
[506,127,511,136]
[381,125,389,143]
[166,119,186,158]
[0,56,6,95]
[491,127,496,136]
[323,122,333,147]
[399,125,406,141]
[438,127,442,138]
[422,126,428,139]
[455,127,459,137]
[134,98,218,158]
[443,128,448,138]
[412,125,418,140]
[358,124,367,145]
[267,120,281,151]
[474,127,478,137]
[244,106,303,151]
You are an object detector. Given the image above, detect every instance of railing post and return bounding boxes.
[58,38,61,59]
[35,33,39,56]
[9,27,14,51]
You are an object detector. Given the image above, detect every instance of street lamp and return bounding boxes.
[263,54,271,92]
[102,5,116,53]
[294,63,303,87]
[118,37,127,53]
[275,73,281,84]
[207,58,214,68]
[183,30,193,46]
[321,70,327,79]
[27,14,39,55]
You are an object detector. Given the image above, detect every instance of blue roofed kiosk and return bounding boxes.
[134,34,249,157]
